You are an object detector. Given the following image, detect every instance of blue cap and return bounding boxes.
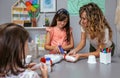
[46,57,51,61]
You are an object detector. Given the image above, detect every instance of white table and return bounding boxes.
[34,55,120,78]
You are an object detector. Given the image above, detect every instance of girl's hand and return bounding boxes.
[28,63,37,70]
[53,46,61,54]
[40,63,48,78]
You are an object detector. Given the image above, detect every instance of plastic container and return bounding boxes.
[25,55,32,64]
[64,55,76,62]
[100,52,111,64]
[100,48,111,64]
[87,55,97,64]
[44,54,63,64]
[46,57,52,72]
[58,45,64,54]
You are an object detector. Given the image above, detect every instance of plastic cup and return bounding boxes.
[26,55,32,64]
[87,55,96,64]
[28,42,38,58]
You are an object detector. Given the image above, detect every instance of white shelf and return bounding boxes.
[25,27,46,30]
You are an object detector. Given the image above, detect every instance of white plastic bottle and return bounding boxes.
[64,55,76,62]
[45,54,63,64]
[25,55,32,64]
[46,57,52,72]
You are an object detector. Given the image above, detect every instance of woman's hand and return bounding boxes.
[68,49,77,55]
[40,63,48,78]
[71,54,80,61]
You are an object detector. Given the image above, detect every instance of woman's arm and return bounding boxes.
[72,48,100,61]
[68,32,86,55]
[75,32,86,52]
[79,49,100,58]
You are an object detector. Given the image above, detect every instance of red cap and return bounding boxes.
[40,57,46,63]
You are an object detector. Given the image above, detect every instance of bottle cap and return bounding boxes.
[46,57,51,61]
[46,57,52,65]
[40,57,46,63]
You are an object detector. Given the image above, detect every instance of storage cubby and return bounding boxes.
[11,0,30,26]
[25,27,46,50]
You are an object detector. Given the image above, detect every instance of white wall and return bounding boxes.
[0,0,118,55]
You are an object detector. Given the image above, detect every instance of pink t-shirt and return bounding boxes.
[46,27,72,46]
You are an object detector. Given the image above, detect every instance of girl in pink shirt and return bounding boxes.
[45,8,74,54]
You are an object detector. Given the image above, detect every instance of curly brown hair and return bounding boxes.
[79,2,112,46]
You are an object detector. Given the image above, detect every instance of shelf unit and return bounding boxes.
[25,27,46,51]
[25,27,46,30]
[11,0,30,26]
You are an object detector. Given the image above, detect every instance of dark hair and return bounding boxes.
[79,2,112,45]
[51,8,71,42]
[0,23,29,76]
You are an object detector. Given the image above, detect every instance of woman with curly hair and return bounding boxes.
[68,2,115,60]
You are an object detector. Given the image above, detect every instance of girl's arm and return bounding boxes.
[44,32,56,51]
[40,64,48,78]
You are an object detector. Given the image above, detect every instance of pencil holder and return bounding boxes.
[100,52,111,64]
[100,48,112,64]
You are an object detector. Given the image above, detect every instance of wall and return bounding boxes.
[0,0,118,55]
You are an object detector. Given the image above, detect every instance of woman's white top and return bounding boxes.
[81,26,112,49]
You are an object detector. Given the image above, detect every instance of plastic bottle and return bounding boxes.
[58,45,64,54]
[45,54,63,64]
[46,57,52,72]
[64,55,76,62]
[25,55,32,64]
